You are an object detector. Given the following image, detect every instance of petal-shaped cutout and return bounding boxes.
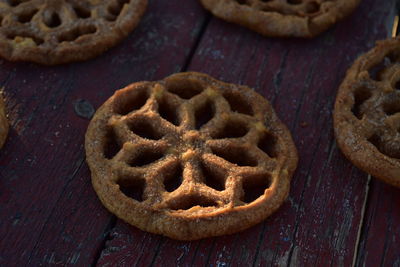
[241,173,271,203]
[168,195,217,210]
[166,79,204,99]
[113,86,149,115]
[158,96,180,126]
[258,131,278,158]
[351,87,372,119]
[163,164,183,192]
[103,127,121,159]
[127,148,165,167]
[128,119,164,140]
[211,145,257,167]
[195,99,215,129]
[117,177,145,202]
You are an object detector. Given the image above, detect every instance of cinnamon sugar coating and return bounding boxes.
[0,0,147,65]
[85,72,298,240]
[334,38,400,187]
[200,0,361,38]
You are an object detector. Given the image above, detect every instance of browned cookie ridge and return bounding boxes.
[85,72,298,240]
[0,92,8,149]
[200,0,361,38]
[0,0,147,65]
[334,38,400,188]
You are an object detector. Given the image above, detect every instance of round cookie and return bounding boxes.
[0,93,8,149]
[0,0,147,65]
[85,72,298,240]
[199,0,361,38]
[334,37,400,187]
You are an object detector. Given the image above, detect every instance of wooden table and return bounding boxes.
[1,0,399,266]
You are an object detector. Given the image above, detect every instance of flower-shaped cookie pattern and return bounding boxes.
[86,72,298,240]
[0,0,147,64]
[334,38,400,187]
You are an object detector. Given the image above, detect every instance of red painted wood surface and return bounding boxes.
[356,179,400,266]
[0,0,399,266]
[97,0,399,266]
[0,0,207,265]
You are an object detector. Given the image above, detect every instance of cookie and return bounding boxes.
[0,0,147,65]
[199,0,361,38]
[0,93,8,149]
[334,38,400,187]
[85,72,298,240]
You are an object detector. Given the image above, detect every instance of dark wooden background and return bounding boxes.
[0,0,399,266]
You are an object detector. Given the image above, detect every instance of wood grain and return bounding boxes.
[0,0,207,265]
[356,180,400,266]
[0,0,399,265]
[96,0,397,266]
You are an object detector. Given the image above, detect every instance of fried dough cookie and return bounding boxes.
[85,72,298,240]
[200,0,361,38]
[334,38,400,187]
[0,93,8,149]
[0,0,147,65]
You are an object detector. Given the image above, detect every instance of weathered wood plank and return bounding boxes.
[0,0,207,265]
[356,180,400,266]
[96,0,397,266]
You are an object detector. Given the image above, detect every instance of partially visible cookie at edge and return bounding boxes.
[0,0,147,65]
[334,37,400,187]
[199,0,361,38]
[0,92,8,149]
[85,72,298,240]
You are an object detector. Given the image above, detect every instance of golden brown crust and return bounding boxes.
[85,72,298,240]
[0,93,8,149]
[0,0,147,65]
[334,37,400,188]
[200,0,361,38]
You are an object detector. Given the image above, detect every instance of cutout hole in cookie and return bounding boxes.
[235,0,247,4]
[58,25,97,42]
[201,162,225,191]
[7,0,26,7]
[369,57,391,80]
[211,146,257,167]
[351,87,372,119]
[107,0,130,21]
[287,0,302,4]
[104,128,121,159]
[383,101,400,116]
[166,80,204,99]
[18,9,38,23]
[128,120,163,140]
[395,80,400,90]
[158,97,180,126]
[223,91,253,115]
[44,12,61,28]
[168,195,217,210]
[305,2,319,14]
[117,178,145,202]
[368,134,400,159]
[128,148,164,167]
[258,131,278,158]
[212,120,248,139]
[241,173,271,203]
[195,100,215,129]
[73,6,91,19]
[163,164,183,192]
[113,87,149,115]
